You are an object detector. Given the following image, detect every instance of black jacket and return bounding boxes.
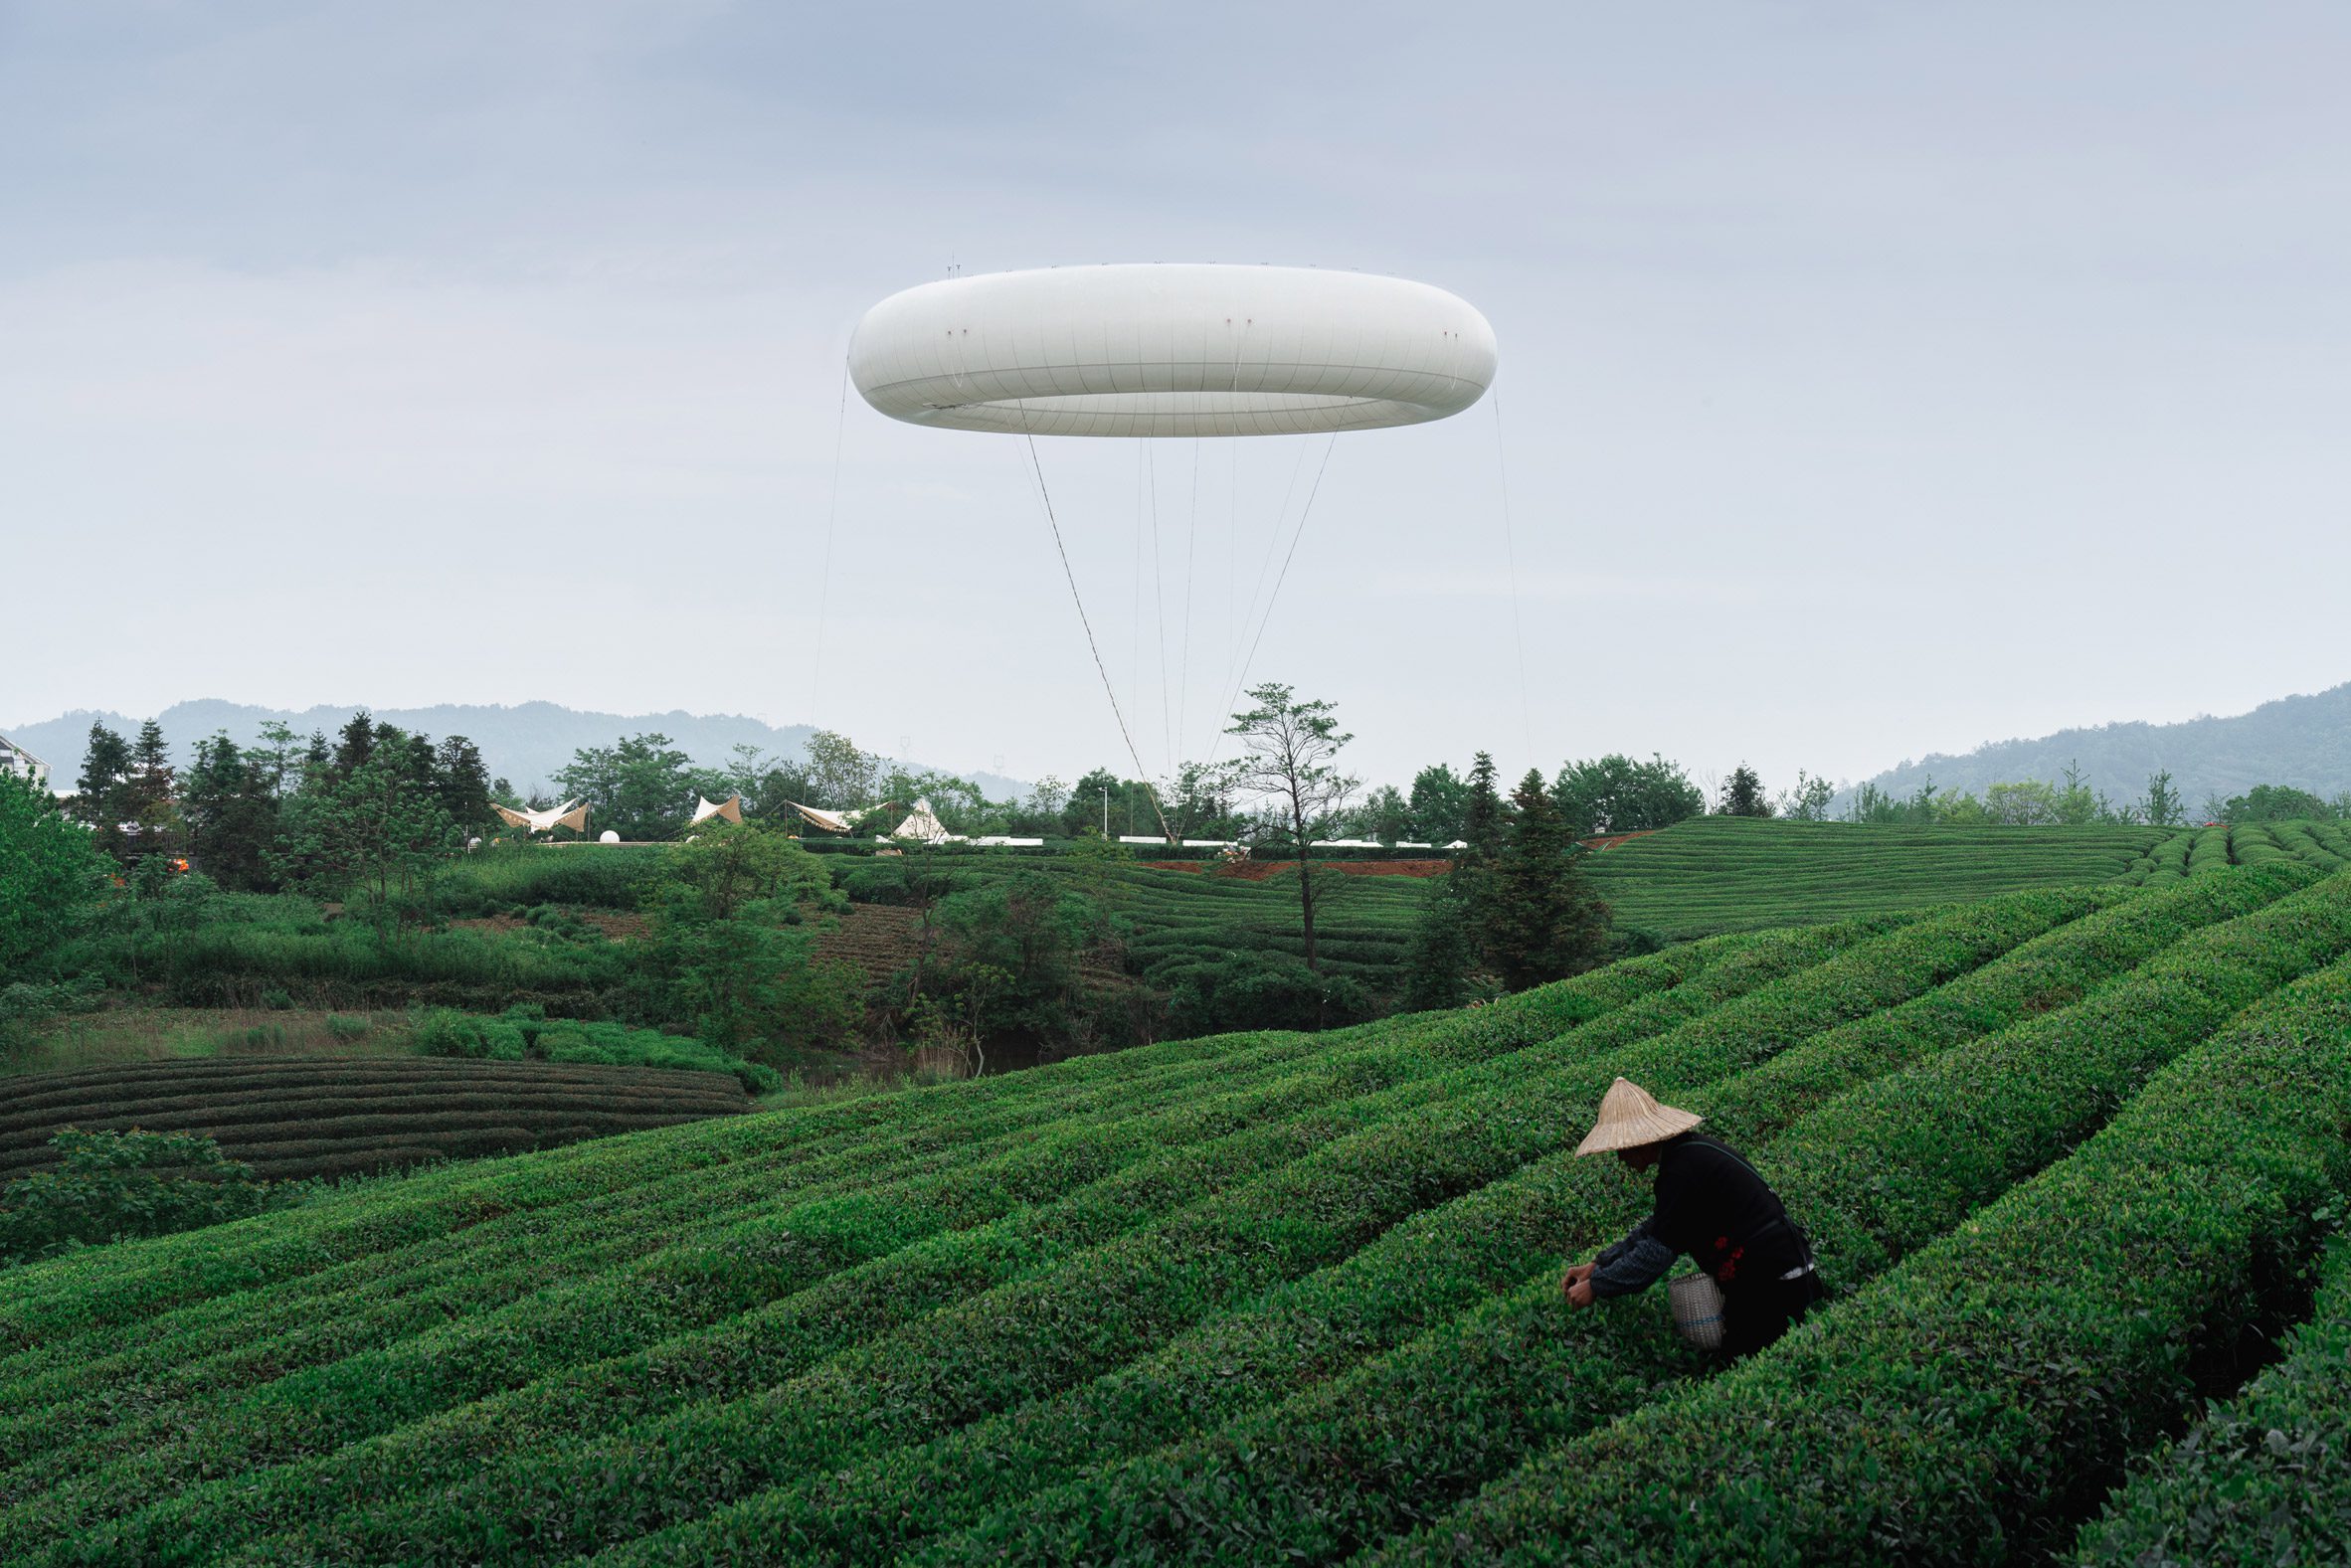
[1590,1132,1809,1298]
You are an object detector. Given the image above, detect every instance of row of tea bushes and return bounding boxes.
[2074,1234,2351,1566]
[1364,950,2351,1566]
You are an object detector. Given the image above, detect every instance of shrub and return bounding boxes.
[0,1130,277,1267]
[2076,1233,2351,1565]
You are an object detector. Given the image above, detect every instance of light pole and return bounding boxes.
[1101,786,1110,838]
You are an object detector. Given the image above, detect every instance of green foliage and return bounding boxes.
[1715,761,1772,817]
[1479,771,1610,990]
[271,733,460,927]
[553,732,698,841]
[1161,950,1379,1036]
[1406,762,1470,845]
[8,867,2351,1561]
[0,771,114,980]
[1364,910,2351,1566]
[2219,781,2337,822]
[643,822,860,1056]
[433,842,666,914]
[1548,753,1704,837]
[1580,815,2188,939]
[410,1004,779,1092]
[0,1056,748,1194]
[2078,1234,2351,1566]
[0,1130,275,1267]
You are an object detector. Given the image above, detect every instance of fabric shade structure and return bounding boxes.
[849,263,1496,438]
[788,801,857,834]
[492,799,590,835]
[688,794,744,827]
[888,797,962,844]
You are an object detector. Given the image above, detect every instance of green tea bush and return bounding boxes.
[6,872,2350,1565]
[2075,1234,2351,1566]
[1363,950,2351,1567]
[410,1006,777,1092]
[0,1131,276,1267]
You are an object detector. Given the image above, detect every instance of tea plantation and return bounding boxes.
[1579,814,2351,938]
[3,862,2347,1562]
[0,1056,749,1183]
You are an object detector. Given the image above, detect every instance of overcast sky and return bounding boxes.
[6,2,2349,795]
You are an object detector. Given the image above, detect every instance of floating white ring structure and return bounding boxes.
[849,263,1496,437]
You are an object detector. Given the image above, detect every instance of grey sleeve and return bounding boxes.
[1589,1227,1678,1299]
[1593,1215,1655,1270]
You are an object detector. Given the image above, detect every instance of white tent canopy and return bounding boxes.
[889,797,964,845]
[788,801,857,834]
[493,799,589,835]
[688,794,744,827]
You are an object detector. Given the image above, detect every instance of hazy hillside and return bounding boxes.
[1850,681,2351,812]
[3,700,1028,799]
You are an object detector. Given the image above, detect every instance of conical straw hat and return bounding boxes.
[1575,1077,1704,1156]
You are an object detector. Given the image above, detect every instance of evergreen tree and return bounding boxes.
[332,710,377,779]
[72,721,134,862]
[1481,770,1611,990]
[1717,763,1772,817]
[434,736,494,830]
[1402,876,1479,1010]
[1459,752,1509,859]
[182,734,280,891]
[115,719,182,862]
[1406,763,1470,845]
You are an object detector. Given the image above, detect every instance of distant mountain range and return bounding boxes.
[1,700,1030,801]
[1848,680,2351,813]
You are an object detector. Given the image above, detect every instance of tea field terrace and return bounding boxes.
[0,863,2346,1561]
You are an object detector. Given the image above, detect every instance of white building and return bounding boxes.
[0,733,48,789]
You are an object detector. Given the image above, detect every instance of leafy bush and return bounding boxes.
[410,1005,779,1092]
[0,1130,276,1267]
[2076,1233,2351,1566]
[1162,949,1379,1035]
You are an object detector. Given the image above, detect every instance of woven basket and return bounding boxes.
[1668,1270,1726,1351]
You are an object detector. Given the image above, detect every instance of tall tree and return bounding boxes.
[332,710,378,779]
[553,732,698,841]
[115,719,183,862]
[72,721,134,862]
[1775,770,1837,821]
[432,736,494,831]
[803,729,880,811]
[1549,753,1704,837]
[271,733,458,928]
[0,771,115,978]
[1717,763,1772,818]
[1460,752,1509,859]
[1219,683,1359,976]
[1406,763,1470,845]
[2137,770,2185,828]
[1481,770,1611,989]
[181,733,279,891]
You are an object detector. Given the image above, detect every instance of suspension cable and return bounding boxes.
[1206,431,1341,768]
[807,354,850,726]
[1018,429,1176,843]
[1492,390,1536,772]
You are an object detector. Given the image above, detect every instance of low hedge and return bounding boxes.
[208,896,2080,1562]
[1362,951,2351,1566]
[20,924,1889,1557]
[2074,1234,2351,1566]
[816,874,2310,1567]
